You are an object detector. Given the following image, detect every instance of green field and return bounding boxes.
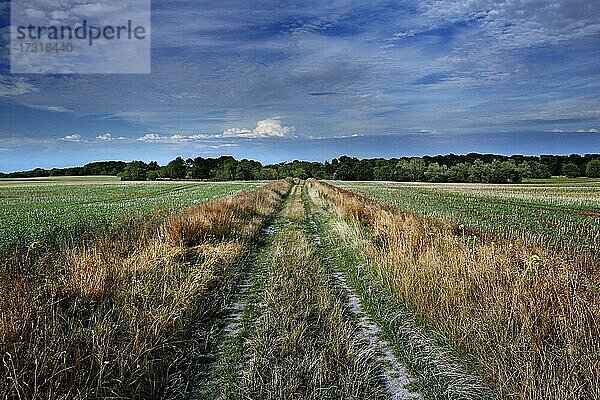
[0,177,262,254]
[0,176,122,186]
[333,180,600,257]
[1,179,598,399]
[522,177,600,184]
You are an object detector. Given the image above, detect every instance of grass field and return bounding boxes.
[1,178,598,399]
[335,180,600,258]
[0,176,262,255]
[0,176,122,186]
[522,177,600,184]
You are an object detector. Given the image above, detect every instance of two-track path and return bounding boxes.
[198,182,420,399]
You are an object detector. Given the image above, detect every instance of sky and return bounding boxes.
[0,0,599,172]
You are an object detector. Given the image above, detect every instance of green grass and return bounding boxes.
[0,175,123,185]
[304,197,491,400]
[522,177,600,184]
[0,179,262,255]
[334,181,600,257]
[211,184,387,399]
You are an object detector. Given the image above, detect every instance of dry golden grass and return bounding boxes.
[165,181,289,247]
[310,179,600,399]
[0,180,290,399]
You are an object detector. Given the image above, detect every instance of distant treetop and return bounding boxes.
[2,153,599,183]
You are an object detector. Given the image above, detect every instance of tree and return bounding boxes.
[165,157,187,179]
[561,163,580,178]
[235,159,260,180]
[500,160,522,183]
[395,158,425,181]
[446,163,472,182]
[519,161,550,179]
[586,160,600,178]
[334,157,356,180]
[424,162,447,182]
[258,167,277,180]
[119,161,148,181]
[406,158,426,181]
[147,170,159,180]
[355,160,374,181]
[187,157,209,180]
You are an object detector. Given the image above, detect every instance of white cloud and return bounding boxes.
[222,127,253,136]
[24,8,46,19]
[136,133,193,143]
[550,127,598,133]
[96,133,112,141]
[137,133,162,142]
[418,128,439,134]
[222,119,295,138]
[70,2,122,15]
[169,134,188,141]
[254,119,294,137]
[390,30,416,41]
[188,133,212,139]
[49,10,70,20]
[307,132,365,140]
[62,134,82,142]
[131,119,294,145]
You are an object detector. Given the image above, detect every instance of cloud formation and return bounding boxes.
[222,119,295,138]
[96,133,112,141]
[0,0,598,171]
[62,134,82,142]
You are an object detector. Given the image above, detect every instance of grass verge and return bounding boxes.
[0,180,290,399]
[309,179,600,400]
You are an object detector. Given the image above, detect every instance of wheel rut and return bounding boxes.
[303,183,421,400]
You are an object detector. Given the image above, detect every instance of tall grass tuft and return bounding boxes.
[0,180,290,399]
[310,179,600,399]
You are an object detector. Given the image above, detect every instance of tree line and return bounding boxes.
[2,154,600,183]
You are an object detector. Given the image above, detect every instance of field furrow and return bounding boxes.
[0,179,262,256]
[2,176,598,399]
[303,184,419,400]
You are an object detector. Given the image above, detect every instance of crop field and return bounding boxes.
[0,177,262,255]
[335,180,600,258]
[1,179,598,399]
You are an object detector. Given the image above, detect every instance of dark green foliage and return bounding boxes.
[561,162,580,178]
[2,153,599,182]
[585,159,600,178]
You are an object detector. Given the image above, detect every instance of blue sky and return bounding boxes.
[0,0,599,172]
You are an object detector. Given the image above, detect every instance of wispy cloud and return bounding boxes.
[0,0,598,171]
[0,76,37,97]
[27,104,73,113]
